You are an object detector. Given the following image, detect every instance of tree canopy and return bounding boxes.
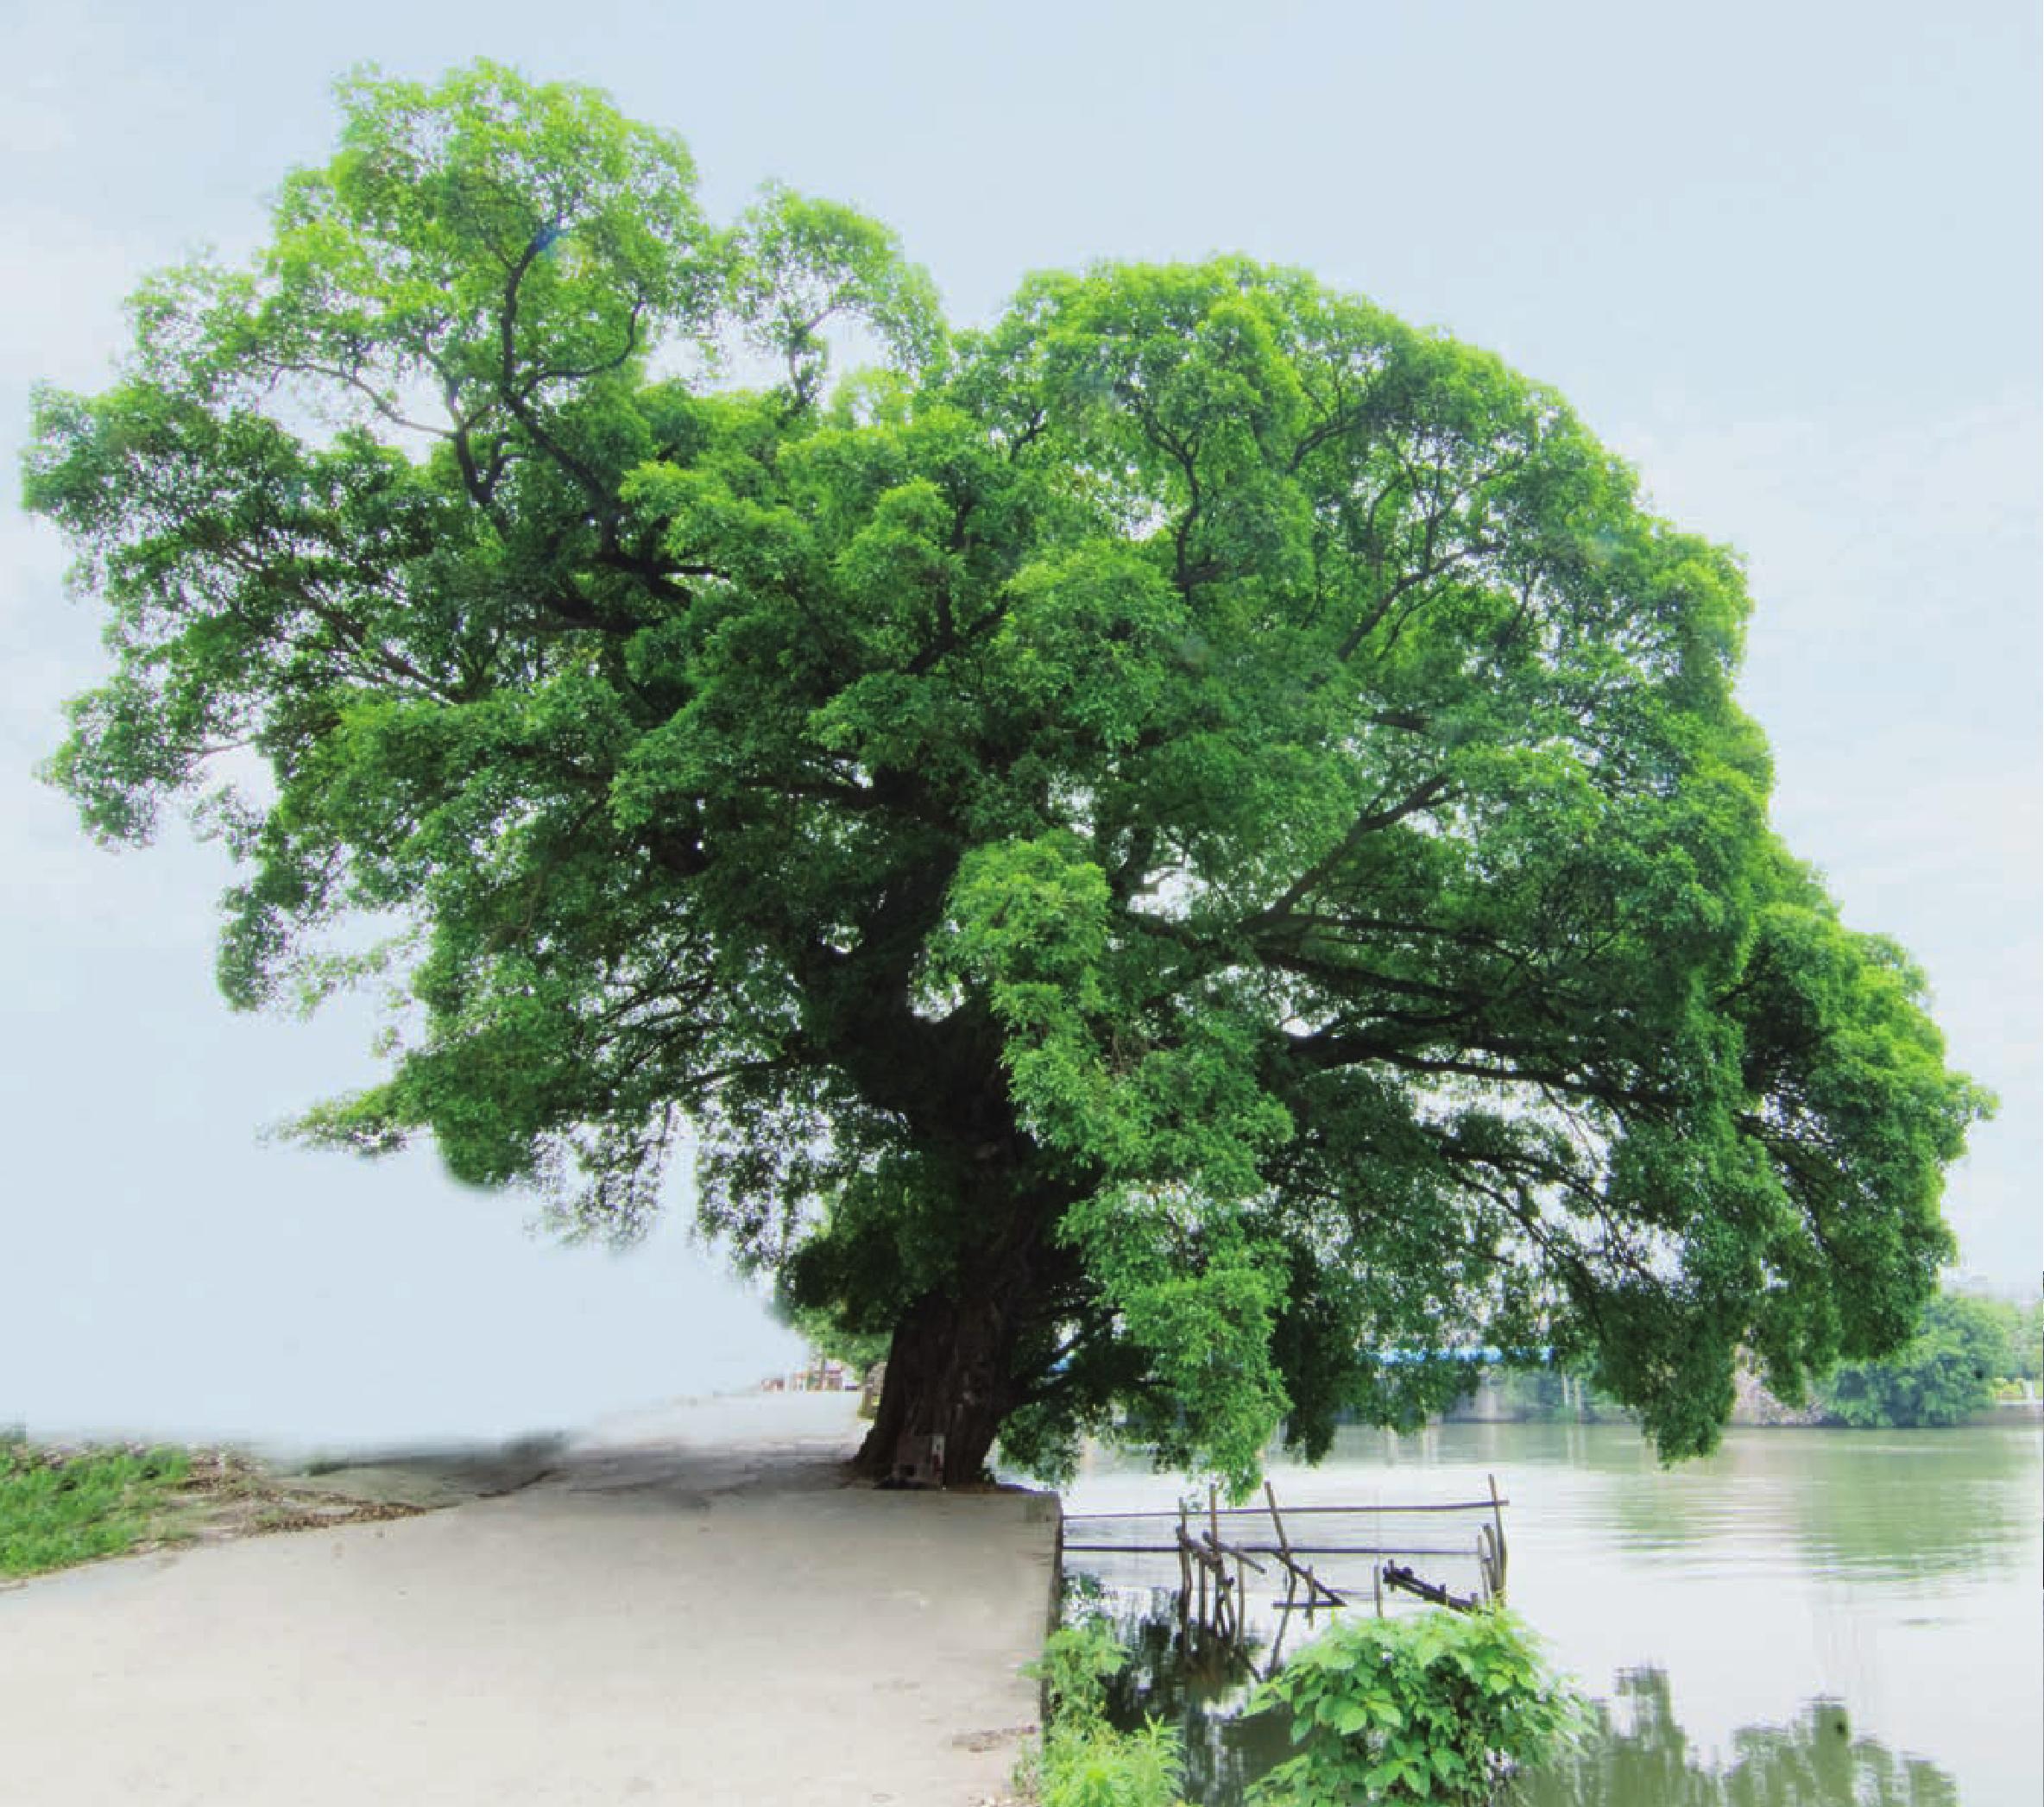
[24,65,1988,1490]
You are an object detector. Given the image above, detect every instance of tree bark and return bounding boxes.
[853,1287,1018,1486]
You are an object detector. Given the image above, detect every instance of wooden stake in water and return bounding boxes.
[1486,1471,1508,1599]
[1177,1502,1192,1635]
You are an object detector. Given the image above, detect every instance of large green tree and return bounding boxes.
[25,66,1986,1490]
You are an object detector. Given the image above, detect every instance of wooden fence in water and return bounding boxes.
[1058,1475,1510,1666]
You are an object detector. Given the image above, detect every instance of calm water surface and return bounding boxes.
[1050,1421,2041,1804]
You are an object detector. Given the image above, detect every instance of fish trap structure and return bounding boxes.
[1058,1476,1510,1667]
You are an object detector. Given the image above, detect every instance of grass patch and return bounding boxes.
[0,1438,194,1579]
[0,1436,433,1582]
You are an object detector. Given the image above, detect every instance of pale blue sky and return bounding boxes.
[3,0,2036,1446]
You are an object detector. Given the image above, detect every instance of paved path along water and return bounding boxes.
[0,1395,1057,1806]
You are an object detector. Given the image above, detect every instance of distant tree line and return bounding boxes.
[1818,1288,2040,1429]
[1431,1288,2040,1432]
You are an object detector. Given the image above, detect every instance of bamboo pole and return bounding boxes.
[1263,1480,1296,1667]
[1059,1540,1471,1558]
[1208,1486,1221,1646]
[1266,1548,1347,1609]
[1234,1546,1247,1653]
[1487,1472,1508,1598]
[1381,1562,1480,1613]
[1264,1482,1292,1565]
[1177,1503,1192,1637]
[1061,1497,1508,1521]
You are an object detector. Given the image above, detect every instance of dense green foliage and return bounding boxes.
[1818,1290,2016,1428]
[1250,1609,1583,1805]
[1025,1621,1188,1807]
[0,1439,191,1577]
[23,64,1988,1489]
[1976,1293,2043,1385]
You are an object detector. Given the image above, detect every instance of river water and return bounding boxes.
[1050,1420,2041,1804]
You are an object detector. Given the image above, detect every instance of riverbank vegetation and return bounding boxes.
[0,1437,192,1578]
[1024,1620,1187,1807]
[0,1436,430,1580]
[1027,1602,1583,1807]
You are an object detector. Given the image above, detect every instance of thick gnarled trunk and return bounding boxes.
[854,1288,1018,1486]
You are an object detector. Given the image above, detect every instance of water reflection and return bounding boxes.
[1519,1427,2040,1585]
[1284,1422,2040,1585]
[1089,1595,1966,1807]
[1519,1669,1960,1806]
[1086,1589,1284,1807]
[1055,1424,2040,1803]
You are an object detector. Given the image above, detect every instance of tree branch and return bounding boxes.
[1249,771,1454,928]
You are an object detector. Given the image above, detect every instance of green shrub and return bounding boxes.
[1035,1716,1187,1807]
[1035,1621,1133,1728]
[1249,1608,1584,1806]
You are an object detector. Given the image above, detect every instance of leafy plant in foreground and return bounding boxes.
[1251,1609,1584,1806]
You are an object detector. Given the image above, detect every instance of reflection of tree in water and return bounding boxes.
[1518,1669,1960,1807]
[1066,1583,1965,1806]
[1759,1432,2035,1584]
[1524,1424,2035,1585]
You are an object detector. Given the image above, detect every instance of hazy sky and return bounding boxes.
[3,1,2037,1448]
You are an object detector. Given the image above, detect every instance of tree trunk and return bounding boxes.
[853,1287,1017,1486]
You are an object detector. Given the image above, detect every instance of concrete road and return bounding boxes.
[0,1395,1057,1806]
